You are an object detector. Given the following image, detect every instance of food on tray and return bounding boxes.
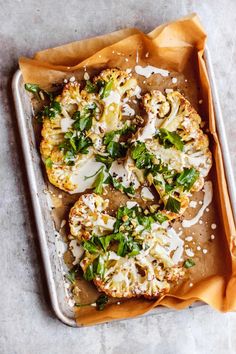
[28,66,213,302]
[69,193,185,298]
[130,90,212,219]
[40,68,137,193]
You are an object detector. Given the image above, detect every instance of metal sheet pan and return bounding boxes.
[12,47,236,327]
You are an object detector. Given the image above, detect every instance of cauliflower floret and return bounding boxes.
[93,68,137,132]
[69,193,116,241]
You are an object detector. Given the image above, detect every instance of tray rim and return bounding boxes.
[12,46,236,327]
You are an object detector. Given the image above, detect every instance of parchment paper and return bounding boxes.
[19,14,236,325]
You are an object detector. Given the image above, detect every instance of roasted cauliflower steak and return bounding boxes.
[69,194,185,299]
[131,90,212,219]
[40,69,137,193]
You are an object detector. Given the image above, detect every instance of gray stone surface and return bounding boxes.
[0,0,236,353]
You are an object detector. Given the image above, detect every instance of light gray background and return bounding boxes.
[1,1,236,353]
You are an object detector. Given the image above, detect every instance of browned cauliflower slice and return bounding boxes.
[40,81,106,193]
[131,90,212,219]
[80,218,185,298]
[69,193,116,241]
[69,194,185,298]
[40,69,138,194]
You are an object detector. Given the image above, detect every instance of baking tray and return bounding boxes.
[12,47,236,327]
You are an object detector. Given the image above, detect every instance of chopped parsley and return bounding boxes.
[96,294,109,311]
[131,142,154,169]
[45,157,53,168]
[25,83,54,102]
[85,80,97,93]
[176,168,199,191]
[100,79,113,99]
[184,258,196,269]
[43,100,62,119]
[157,128,184,151]
[95,154,114,168]
[109,176,135,196]
[66,266,79,284]
[165,196,181,213]
[106,141,127,159]
[75,293,109,311]
[94,167,106,194]
[59,131,92,165]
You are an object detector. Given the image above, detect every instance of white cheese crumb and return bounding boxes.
[203,249,208,254]
[199,220,203,225]
[189,283,193,287]
[199,99,203,104]
[64,78,68,83]
[211,223,217,230]
[189,201,197,208]
[126,201,138,209]
[210,234,215,240]
[69,76,75,82]
[172,77,177,84]
[141,187,154,201]
[84,72,90,81]
[206,208,210,212]
[145,52,149,58]
[197,246,201,251]
[185,236,193,242]
[165,88,173,93]
[125,58,129,62]
[90,303,97,307]
[199,201,203,205]
[185,248,195,257]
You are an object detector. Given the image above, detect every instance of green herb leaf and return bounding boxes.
[59,133,93,164]
[158,128,184,151]
[107,141,127,159]
[184,258,196,268]
[95,154,113,168]
[66,266,79,284]
[25,83,40,95]
[165,196,181,213]
[131,142,153,169]
[131,142,147,160]
[94,167,105,194]
[84,166,104,181]
[110,176,135,196]
[85,80,97,93]
[45,157,53,168]
[96,294,108,311]
[154,213,168,224]
[84,264,94,281]
[83,240,99,254]
[104,125,136,146]
[43,100,62,119]
[176,168,199,191]
[95,255,105,278]
[100,79,113,99]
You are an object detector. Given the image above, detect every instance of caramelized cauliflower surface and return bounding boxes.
[131,90,212,219]
[40,69,137,194]
[69,194,185,299]
[27,69,214,302]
